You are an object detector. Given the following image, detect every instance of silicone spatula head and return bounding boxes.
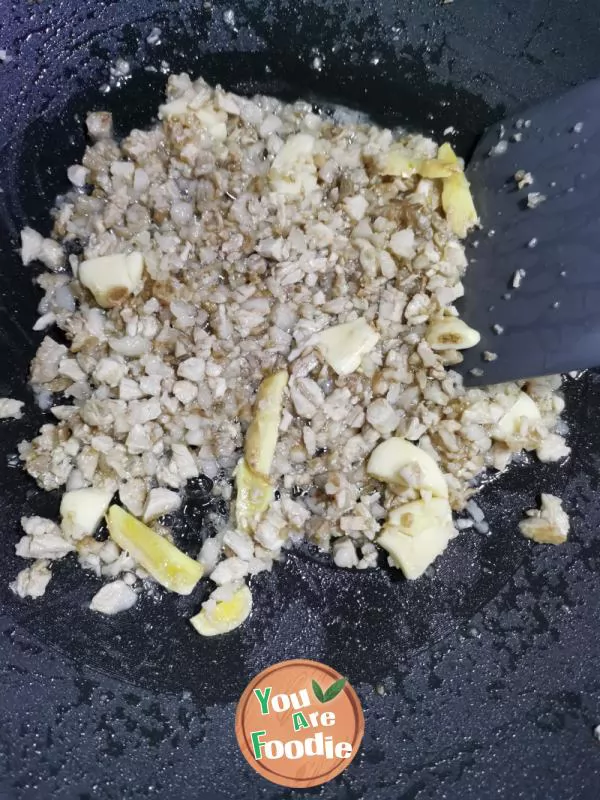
[457,79,600,386]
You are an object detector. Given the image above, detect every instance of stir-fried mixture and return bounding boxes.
[8,74,569,633]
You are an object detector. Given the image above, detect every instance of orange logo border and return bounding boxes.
[235,659,365,788]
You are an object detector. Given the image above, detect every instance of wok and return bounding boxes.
[1,1,600,797]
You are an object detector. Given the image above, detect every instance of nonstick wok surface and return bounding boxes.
[1,1,600,798]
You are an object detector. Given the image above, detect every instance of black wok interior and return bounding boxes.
[1,1,600,798]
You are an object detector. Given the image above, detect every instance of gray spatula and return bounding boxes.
[456,79,600,386]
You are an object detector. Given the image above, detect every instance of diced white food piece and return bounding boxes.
[210,556,249,586]
[16,527,75,559]
[377,497,454,579]
[158,99,228,139]
[332,537,359,568]
[58,357,86,382]
[143,488,181,522]
[494,392,541,440]
[158,97,190,118]
[190,582,252,636]
[67,164,89,187]
[223,528,255,561]
[367,437,448,498]
[10,560,52,598]
[118,478,147,518]
[20,227,44,265]
[60,488,114,540]
[343,195,369,221]
[519,493,569,544]
[389,229,415,259]
[171,443,199,480]
[197,532,224,576]
[79,252,145,308]
[89,580,138,615]
[536,433,570,463]
[426,318,480,351]
[0,398,24,419]
[269,133,317,195]
[86,111,113,140]
[316,318,380,376]
[93,357,126,387]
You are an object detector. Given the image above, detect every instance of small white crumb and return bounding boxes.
[146,27,162,45]
[470,367,484,377]
[527,237,537,248]
[593,724,600,742]
[511,133,523,142]
[524,119,532,128]
[389,228,416,259]
[0,398,24,419]
[223,9,236,26]
[443,125,455,135]
[20,226,44,265]
[333,537,358,568]
[16,528,74,560]
[67,164,89,187]
[0,49,11,63]
[512,269,526,288]
[143,487,181,522]
[492,324,504,335]
[527,192,547,209]
[110,58,130,79]
[211,556,249,585]
[10,560,52,598]
[572,122,584,133]
[519,493,569,544]
[536,433,570,463]
[515,119,524,129]
[455,518,474,530]
[514,170,534,189]
[489,140,508,157]
[90,580,138,615]
[86,111,113,141]
[466,499,485,524]
[483,351,498,362]
[343,195,369,221]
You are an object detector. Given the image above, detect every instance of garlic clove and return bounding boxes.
[234,458,274,534]
[316,318,380,376]
[494,392,541,441]
[377,497,454,579]
[244,370,288,478]
[79,252,145,308]
[367,437,448,498]
[190,583,252,636]
[107,505,203,595]
[426,317,480,351]
[60,488,114,541]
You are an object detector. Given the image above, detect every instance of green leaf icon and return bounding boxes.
[323,677,346,702]
[312,677,347,703]
[312,679,325,703]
